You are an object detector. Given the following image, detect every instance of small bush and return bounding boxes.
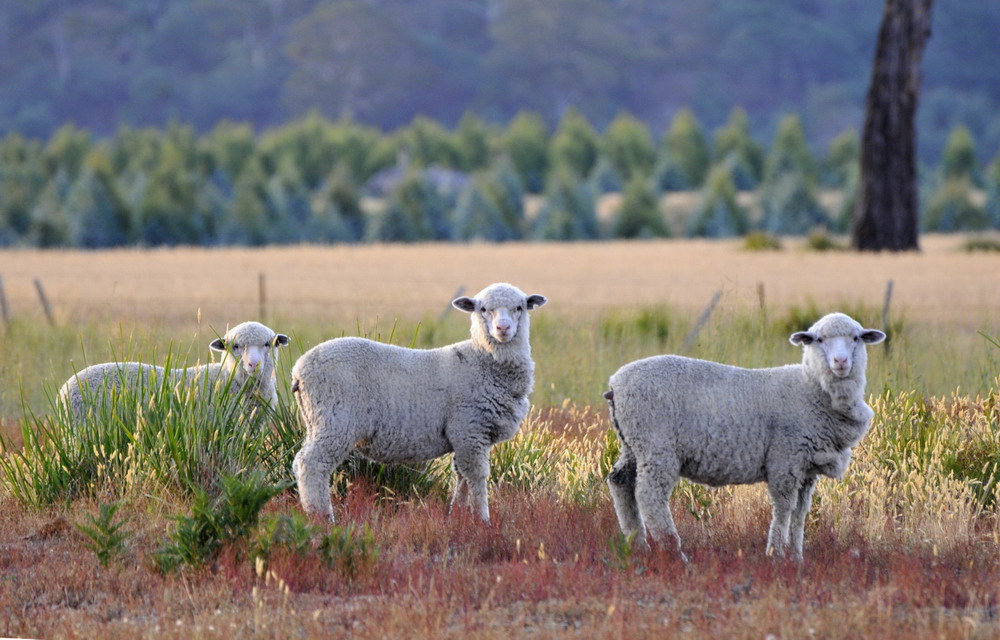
[805,228,844,251]
[961,236,1000,252]
[743,231,782,251]
[153,472,289,573]
[74,501,131,567]
[319,523,379,581]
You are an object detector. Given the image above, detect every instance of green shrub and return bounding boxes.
[743,231,782,251]
[74,502,131,568]
[688,164,750,237]
[612,176,669,238]
[923,179,988,231]
[940,124,978,183]
[319,523,379,581]
[153,471,288,573]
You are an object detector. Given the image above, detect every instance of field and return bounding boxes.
[1,237,999,639]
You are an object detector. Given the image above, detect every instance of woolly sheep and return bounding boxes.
[291,282,547,523]
[604,312,885,561]
[59,321,289,422]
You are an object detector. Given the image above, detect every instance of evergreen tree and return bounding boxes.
[532,168,598,240]
[452,177,516,241]
[588,157,623,194]
[819,128,859,188]
[454,112,493,172]
[550,107,600,178]
[367,171,451,242]
[602,112,656,181]
[662,108,710,187]
[318,164,366,241]
[940,124,977,183]
[613,176,669,238]
[764,114,816,183]
[986,153,1000,229]
[651,151,692,192]
[64,150,133,248]
[482,157,526,237]
[760,171,829,234]
[712,107,764,189]
[223,159,271,246]
[402,116,462,168]
[44,124,92,179]
[0,133,47,244]
[203,120,257,183]
[922,179,987,231]
[28,177,72,248]
[687,165,750,238]
[501,111,549,193]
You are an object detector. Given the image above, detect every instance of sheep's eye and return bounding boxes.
[232,343,239,349]
[516,306,522,312]
[816,338,823,344]
[853,336,859,342]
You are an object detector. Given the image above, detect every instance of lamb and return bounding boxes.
[603,312,885,561]
[59,321,289,423]
[291,282,547,523]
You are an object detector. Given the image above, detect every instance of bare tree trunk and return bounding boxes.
[852,0,934,252]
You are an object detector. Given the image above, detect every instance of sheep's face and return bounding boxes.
[789,313,885,378]
[210,321,289,377]
[453,283,547,345]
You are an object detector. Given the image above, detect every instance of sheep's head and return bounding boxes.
[453,283,546,350]
[789,313,885,379]
[210,321,289,379]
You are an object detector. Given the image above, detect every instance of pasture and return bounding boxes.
[1,237,999,638]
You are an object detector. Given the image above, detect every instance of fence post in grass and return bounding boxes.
[882,279,894,350]
[33,278,54,326]
[683,290,723,354]
[438,285,466,323]
[258,272,267,324]
[0,275,9,328]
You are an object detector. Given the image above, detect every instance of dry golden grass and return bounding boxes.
[0,235,997,330]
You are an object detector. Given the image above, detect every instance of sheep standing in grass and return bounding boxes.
[59,321,289,422]
[604,312,885,561]
[291,282,547,523]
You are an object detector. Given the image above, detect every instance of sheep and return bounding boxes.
[291,282,547,523]
[603,312,885,561]
[59,321,289,423]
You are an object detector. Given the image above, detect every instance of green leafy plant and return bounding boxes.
[319,523,379,581]
[74,501,131,567]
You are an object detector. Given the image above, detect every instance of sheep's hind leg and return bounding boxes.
[634,457,687,562]
[607,450,645,544]
[293,422,353,524]
[448,459,470,516]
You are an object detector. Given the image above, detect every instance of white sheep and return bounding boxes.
[604,312,885,561]
[59,321,289,422]
[291,282,547,523]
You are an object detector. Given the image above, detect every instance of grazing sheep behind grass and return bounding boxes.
[604,312,885,561]
[291,282,547,523]
[59,321,289,423]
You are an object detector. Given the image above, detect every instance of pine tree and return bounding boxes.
[501,111,549,193]
[662,108,710,188]
[687,165,750,238]
[550,107,600,178]
[940,124,977,183]
[712,107,764,189]
[602,112,656,182]
[532,168,599,240]
[613,176,669,238]
[452,178,516,241]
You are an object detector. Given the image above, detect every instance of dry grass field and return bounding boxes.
[1,238,999,639]
[0,235,997,327]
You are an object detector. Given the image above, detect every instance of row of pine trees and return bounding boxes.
[1,108,999,248]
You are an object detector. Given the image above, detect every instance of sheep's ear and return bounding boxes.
[209,338,227,352]
[860,329,886,344]
[273,334,289,348]
[452,296,478,313]
[526,294,547,310]
[789,331,816,346]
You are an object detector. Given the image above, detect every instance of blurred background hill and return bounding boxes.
[2,0,998,163]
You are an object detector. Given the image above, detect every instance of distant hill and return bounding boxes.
[1,0,998,163]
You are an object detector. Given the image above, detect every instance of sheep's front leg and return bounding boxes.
[789,475,818,561]
[766,475,798,557]
[452,445,492,522]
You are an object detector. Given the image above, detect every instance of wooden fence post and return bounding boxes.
[683,290,723,353]
[33,278,54,326]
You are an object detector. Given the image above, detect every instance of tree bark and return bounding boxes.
[852,0,934,251]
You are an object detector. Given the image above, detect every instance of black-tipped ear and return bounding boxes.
[861,329,886,344]
[526,294,547,310]
[209,338,226,352]
[274,334,289,347]
[789,331,815,346]
[452,296,478,313]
